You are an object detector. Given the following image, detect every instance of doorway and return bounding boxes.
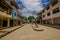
[0,19,1,26]
[43,20,46,24]
[10,20,13,27]
[3,20,7,27]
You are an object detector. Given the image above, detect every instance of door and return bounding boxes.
[3,20,7,27]
[10,20,13,27]
[0,19,1,26]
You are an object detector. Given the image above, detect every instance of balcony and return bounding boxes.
[0,11,12,18]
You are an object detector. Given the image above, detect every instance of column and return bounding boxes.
[51,18,54,24]
[7,19,10,27]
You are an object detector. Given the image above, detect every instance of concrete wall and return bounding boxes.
[53,17,60,24]
[42,0,60,24]
[42,0,60,20]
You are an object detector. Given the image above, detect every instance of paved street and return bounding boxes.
[0,24,60,40]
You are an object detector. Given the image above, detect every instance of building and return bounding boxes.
[0,0,20,27]
[36,13,42,24]
[42,0,60,25]
[17,9,22,25]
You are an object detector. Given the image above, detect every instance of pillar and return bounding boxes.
[7,19,10,27]
[51,18,54,24]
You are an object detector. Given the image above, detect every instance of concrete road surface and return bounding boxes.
[0,24,60,40]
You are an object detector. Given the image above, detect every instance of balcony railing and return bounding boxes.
[0,11,12,18]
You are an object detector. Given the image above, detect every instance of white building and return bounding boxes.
[42,0,60,25]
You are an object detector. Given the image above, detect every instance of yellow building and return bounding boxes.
[42,0,60,25]
[0,0,20,27]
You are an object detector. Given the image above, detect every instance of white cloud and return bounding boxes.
[20,0,43,11]
[22,12,33,17]
[17,0,50,17]
[18,0,43,17]
[22,13,37,18]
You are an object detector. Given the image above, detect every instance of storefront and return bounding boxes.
[11,9,19,26]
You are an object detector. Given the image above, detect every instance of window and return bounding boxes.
[47,6,50,10]
[0,3,6,12]
[43,15,45,18]
[53,7,60,14]
[42,10,44,13]
[10,1,14,6]
[15,13,17,16]
[0,2,9,13]
[40,16,42,19]
[7,9,11,15]
[52,0,58,6]
[47,12,50,16]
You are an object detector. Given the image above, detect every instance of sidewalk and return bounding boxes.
[32,23,60,31]
[0,24,24,38]
[42,24,60,29]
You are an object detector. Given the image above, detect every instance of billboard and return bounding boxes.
[11,9,18,19]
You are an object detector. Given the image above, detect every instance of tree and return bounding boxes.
[23,16,28,23]
[28,16,35,22]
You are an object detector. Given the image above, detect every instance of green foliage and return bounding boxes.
[23,16,28,23]
[28,16,35,22]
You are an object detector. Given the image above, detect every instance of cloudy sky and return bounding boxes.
[15,0,51,17]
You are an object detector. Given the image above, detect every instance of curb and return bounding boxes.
[0,25,24,38]
[32,26,44,31]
